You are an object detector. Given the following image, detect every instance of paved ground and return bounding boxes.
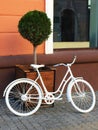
[0,92,98,130]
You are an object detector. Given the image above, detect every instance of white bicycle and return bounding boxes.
[3,56,96,116]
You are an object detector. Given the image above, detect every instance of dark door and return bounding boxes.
[61,9,75,41]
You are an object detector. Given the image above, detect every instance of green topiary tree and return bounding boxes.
[18,10,51,64]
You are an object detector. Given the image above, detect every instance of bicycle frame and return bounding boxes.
[34,57,77,100]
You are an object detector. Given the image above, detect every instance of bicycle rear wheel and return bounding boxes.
[5,78,42,116]
[68,79,96,113]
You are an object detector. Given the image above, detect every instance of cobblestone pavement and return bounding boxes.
[0,92,98,130]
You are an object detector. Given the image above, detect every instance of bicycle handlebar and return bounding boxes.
[53,56,77,67]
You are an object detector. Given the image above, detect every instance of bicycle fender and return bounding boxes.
[3,78,43,97]
[3,79,16,97]
[66,77,83,102]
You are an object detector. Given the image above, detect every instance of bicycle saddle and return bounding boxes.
[30,64,45,69]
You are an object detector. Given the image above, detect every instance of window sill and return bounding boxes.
[53,42,90,49]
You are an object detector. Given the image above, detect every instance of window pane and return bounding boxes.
[53,0,90,42]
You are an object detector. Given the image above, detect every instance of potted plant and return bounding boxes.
[18,10,51,64]
[16,10,55,97]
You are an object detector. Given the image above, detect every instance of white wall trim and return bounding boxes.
[45,0,54,54]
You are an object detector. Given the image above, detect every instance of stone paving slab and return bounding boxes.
[0,92,98,130]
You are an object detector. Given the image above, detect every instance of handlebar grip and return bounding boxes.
[53,63,65,67]
[53,64,60,67]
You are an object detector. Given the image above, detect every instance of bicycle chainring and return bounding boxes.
[44,93,54,104]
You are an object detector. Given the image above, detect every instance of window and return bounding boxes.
[45,0,97,53]
[53,0,90,49]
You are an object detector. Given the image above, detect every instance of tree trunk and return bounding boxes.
[33,46,37,64]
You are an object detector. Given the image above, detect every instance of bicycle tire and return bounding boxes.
[68,79,96,113]
[5,78,42,116]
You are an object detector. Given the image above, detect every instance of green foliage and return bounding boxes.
[18,10,51,47]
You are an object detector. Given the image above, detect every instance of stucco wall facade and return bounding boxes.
[0,0,98,98]
[0,0,45,56]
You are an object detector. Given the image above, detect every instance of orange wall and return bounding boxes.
[0,0,45,56]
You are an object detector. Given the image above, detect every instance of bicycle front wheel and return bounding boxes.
[68,79,96,113]
[5,78,42,116]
